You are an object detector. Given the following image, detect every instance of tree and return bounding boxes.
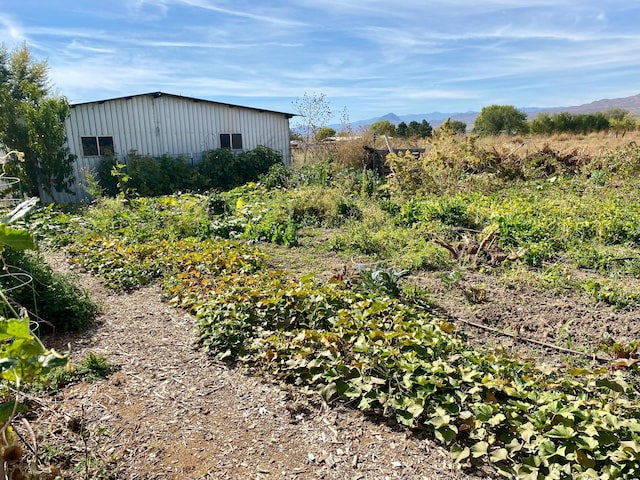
[315,127,336,142]
[529,113,554,135]
[396,121,408,138]
[473,104,528,136]
[370,120,396,137]
[292,92,332,163]
[293,92,332,161]
[407,121,420,137]
[449,120,467,134]
[418,119,433,138]
[604,108,636,137]
[0,44,75,199]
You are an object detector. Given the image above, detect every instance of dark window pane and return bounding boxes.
[231,133,243,150]
[98,136,114,155]
[81,136,98,156]
[220,134,231,149]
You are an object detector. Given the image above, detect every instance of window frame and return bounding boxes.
[80,135,114,156]
[219,133,243,151]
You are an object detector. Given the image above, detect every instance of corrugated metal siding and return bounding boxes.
[61,94,291,201]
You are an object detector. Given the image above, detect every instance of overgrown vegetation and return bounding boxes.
[96,146,282,197]
[0,248,99,332]
[31,128,640,479]
[0,191,72,479]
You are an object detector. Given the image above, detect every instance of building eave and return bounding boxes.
[70,91,296,119]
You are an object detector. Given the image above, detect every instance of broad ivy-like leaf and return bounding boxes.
[596,377,627,393]
[429,413,451,429]
[0,357,18,373]
[4,318,33,340]
[352,335,369,353]
[538,440,556,459]
[547,424,575,439]
[471,441,489,458]
[575,435,600,451]
[319,381,348,402]
[435,425,457,445]
[395,409,416,427]
[489,447,509,463]
[0,224,36,251]
[475,403,494,422]
[38,351,70,370]
[450,445,470,463]
[575,449,597,469]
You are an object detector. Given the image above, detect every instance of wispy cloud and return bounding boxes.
[5,0,640,119]
[0,13,26,44]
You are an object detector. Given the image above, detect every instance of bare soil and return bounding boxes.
[262,228,639,368]
[15,229,639,479]
[21,251,482,480]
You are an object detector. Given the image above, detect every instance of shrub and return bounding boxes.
[127,152,194,196]
[259,162,292,189]
[0,249,99,333]
[197,148,242,190]
[96,147,284,197]
[583,142,640,178]
[96,152,119,197]
[198,146,282,191]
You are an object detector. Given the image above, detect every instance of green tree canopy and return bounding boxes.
[407,121,420,137]
[395,119,434,138]
[396,121,408,137]
[418,119,433,138]
[0,44,75,199]
[448,120,467,134]
[473,104,528,136]
[370,120,396,136]
[529,111,619,136]
[315,127,336,142]
[603,108,636,137]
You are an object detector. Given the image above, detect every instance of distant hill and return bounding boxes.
[341,92,640,131]
[532,93,640,117]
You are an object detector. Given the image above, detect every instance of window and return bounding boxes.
[219,133,243,150]
[81,136,114,156]
[81,137,98,156]
[98,136,115,155]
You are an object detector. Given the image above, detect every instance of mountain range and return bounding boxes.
[341,92,640,131]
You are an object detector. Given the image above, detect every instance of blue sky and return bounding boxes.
[1,0,639,125]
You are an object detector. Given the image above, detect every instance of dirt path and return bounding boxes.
[29,254,482,480]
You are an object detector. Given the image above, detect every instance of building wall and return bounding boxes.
[60,93,292,201]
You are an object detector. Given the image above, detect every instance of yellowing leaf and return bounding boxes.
[451,445,470,463]
[439,321,455,334]
[471,441,489,458]
[489,447,508,463]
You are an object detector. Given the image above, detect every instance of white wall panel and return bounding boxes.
[62,93,292,201]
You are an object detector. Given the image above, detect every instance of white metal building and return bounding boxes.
[61,92,294,201]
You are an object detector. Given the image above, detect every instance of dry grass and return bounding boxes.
[291,129,640,173]
[476,130,640,157]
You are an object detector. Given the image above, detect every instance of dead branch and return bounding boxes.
[433,235,459,259]
[474,230,496,265]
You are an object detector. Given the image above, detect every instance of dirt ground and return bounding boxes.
[19,251,485,480]
[14,233,639,479]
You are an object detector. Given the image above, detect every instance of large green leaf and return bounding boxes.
[0,224,36,251]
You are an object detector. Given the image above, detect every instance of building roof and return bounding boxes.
[70,91,296,119]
